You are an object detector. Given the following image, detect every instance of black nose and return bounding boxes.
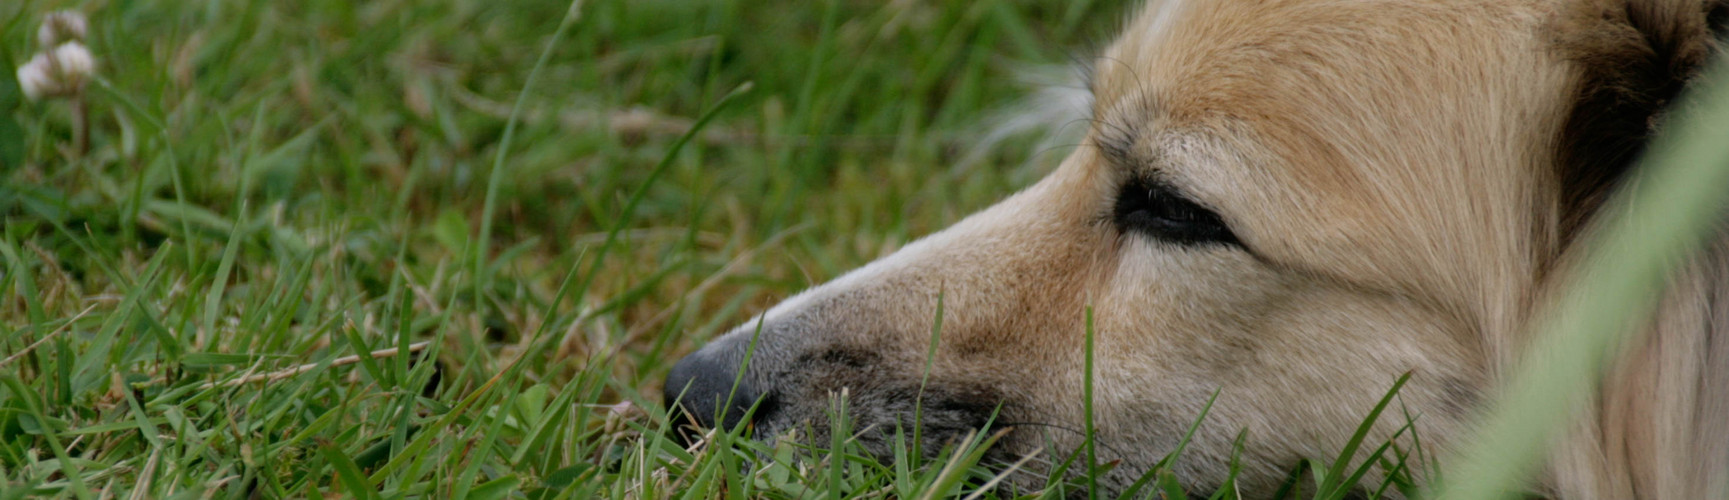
[663,345,763,438]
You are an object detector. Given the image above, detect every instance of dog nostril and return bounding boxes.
[663,347,764,442]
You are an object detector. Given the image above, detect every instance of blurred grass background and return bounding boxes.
[0,0,1150,497]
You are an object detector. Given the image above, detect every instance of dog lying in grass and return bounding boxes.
[665,0,1729,496]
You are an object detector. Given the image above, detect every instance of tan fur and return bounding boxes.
[666,0,1729,496]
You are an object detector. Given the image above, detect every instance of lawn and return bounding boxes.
[0,0,1188,497]
[49,0,1729,495]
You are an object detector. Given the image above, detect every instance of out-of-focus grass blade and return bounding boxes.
[0,11,25,170]
[1437,57,1729,499]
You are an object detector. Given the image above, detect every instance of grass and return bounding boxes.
[6,0,1681,498]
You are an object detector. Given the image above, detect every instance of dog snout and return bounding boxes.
[663,341,765,438]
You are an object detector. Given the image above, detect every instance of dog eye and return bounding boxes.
[1112,177,1240,246]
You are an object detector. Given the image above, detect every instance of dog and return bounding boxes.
[664,0,1729,497]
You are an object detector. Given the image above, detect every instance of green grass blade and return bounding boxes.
[198,200,247,348]
[913,289,946,462]
[1119,388,1221,500]
[565,80,756,314]
[916,428,1010,500]
[319,438,382,500]
[468,475,523,500]
[1084,306,1097,499]
[473,0,586,306]
[1318,373,1411,497]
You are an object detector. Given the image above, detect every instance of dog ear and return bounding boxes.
[1552,0,1728,238]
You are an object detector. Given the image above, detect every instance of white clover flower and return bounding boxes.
[51,42,95,80]
[16,54,54,101]
[16,41,96,101]
[37,11,89,47]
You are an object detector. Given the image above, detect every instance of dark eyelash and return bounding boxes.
[1112,177,1240,247]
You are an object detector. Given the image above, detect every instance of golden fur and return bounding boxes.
[664,0,1729,497]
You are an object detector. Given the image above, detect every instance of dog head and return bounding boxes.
[663,0,1728,495]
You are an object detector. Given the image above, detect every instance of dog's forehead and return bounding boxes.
[1089,0,1571,285]
[1095,0,1544,135]
[1096,1,1471,197]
